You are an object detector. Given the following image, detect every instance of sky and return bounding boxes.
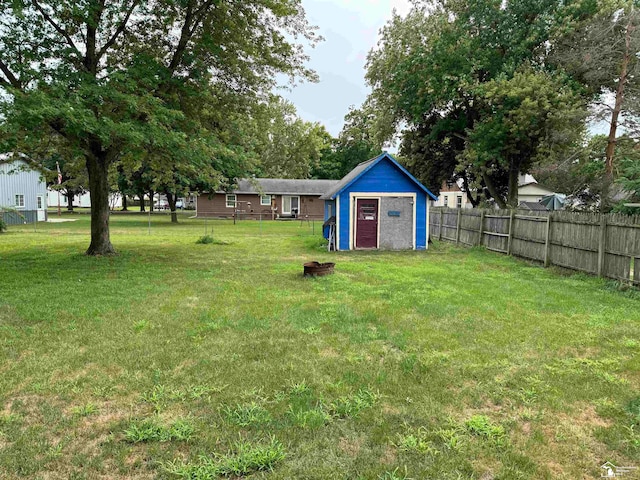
[282,0,412,137]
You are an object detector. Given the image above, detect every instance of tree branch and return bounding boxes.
[0,58,21,89]
[97,0,141,60]
[32,0,82,57]
[167,0,216,75]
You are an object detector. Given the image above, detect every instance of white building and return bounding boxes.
[0,156,48,222]
[47,189,122,209]
[434,174,560,209]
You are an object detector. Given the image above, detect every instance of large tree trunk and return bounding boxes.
[603,16,634,213]
[121,194,128,211]
[66,191,74,211]
[86,154,116,255]
[482,172,507,209]
[149,190,155,212]
[506,166,519,208]
[139,192,145,212]
[460,173,480,207]
[166,190,178,223]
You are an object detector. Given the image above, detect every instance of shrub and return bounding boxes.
[196,234,214,244]
[0,219,6,233]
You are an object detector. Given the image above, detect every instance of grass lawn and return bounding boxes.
[0,215,639,479]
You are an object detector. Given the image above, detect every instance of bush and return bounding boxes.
[196,234,214,244]
[0,219,6,233]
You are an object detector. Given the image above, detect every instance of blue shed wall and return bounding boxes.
[323,200,335,239]
[336,158,428,250]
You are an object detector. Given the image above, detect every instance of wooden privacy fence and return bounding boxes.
[430,207,640,285]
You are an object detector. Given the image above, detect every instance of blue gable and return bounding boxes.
[324,152,437,201]
[330,154,434,251]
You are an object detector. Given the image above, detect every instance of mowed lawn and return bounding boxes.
[0,215,639,480]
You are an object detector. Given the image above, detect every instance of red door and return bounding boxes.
[355,199,378,248]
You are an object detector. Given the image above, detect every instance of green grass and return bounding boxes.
[0,215,639,479]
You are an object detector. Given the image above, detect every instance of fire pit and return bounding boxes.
[303,261,335,277]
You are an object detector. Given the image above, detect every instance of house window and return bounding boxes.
[260,195,271,206]
[443,195,448,207]
[226,194,236,208]
[456,196,462,208]
[37,196,43,209]
[15,194,24,208]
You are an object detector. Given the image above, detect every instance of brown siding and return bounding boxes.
[197,193,325,219]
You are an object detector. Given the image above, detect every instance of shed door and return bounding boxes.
[355,198,378,249]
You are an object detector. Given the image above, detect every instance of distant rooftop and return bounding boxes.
[224,178,339,196]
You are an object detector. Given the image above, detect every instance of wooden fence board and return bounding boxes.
[430,207,640,283]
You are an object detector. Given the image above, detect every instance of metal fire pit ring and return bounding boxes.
[303,261,335,277]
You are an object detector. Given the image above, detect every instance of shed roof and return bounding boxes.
[518,201,549,212]
[225,178,339,196]
[319,152,437,201]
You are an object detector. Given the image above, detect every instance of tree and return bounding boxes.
[312,105,382,180]
[552,3,640,211]
[250,97,330,179]
[43,155,88,212]
[0,0,319,254]
[533,134,640,211]
[364,0,597,207]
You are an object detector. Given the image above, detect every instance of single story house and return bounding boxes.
[197,178,339,219]
[320,152,438,251]
[0,156,48,223]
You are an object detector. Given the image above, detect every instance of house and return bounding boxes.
[517,174,556,204]
[47,189,123,209]
[320,152,438,251]
[434,174,560,209]
[518,201,549,212]
[0,156,48,223]
[196,178,339,219]
[433,179,473,209]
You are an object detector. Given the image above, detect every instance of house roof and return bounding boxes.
[225,178,339,196]
[319,152,438,201]
[518,201,549,211]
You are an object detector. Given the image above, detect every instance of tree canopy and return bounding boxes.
[0,0,320,253]
[363,0,600,208]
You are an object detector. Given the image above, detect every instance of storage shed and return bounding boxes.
[320,152,437,251]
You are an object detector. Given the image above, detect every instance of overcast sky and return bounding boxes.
[282,0,412,136]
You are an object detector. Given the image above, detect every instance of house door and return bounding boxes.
[282,196,299,216]
[36,195,46,221]
[355,198,378,248]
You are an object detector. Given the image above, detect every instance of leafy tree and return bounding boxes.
[43,155,88,212]
[364,0,597,208]
[0,0,319,254]
[533,134,640,211]
[312,105,382,180]
[552,3,640,210]
[249,97,330,179]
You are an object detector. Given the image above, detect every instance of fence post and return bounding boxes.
[597,215,607,277]
[507,209,515,255]
[544,213,552,267]
[478,210,485,246]
[455,208,462,244]
[439,209,443,241]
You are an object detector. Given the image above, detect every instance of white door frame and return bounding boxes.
[36,195,46,221]
[349,192,417,250]
[282,195,300,215]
